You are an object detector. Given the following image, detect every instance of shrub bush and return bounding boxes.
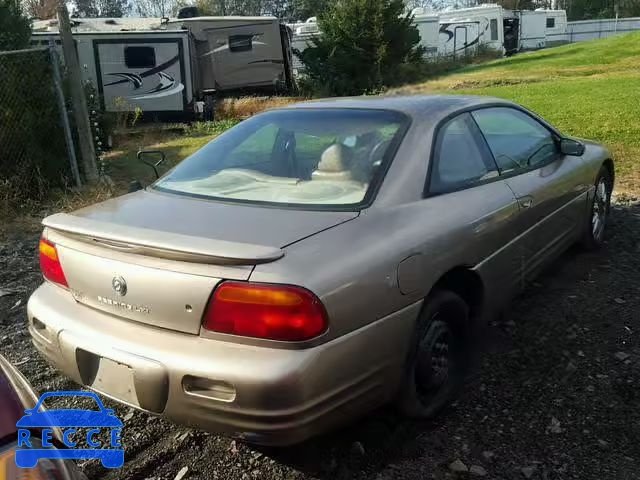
[298,0,426,96]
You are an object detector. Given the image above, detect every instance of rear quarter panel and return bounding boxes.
[250,179,521,342]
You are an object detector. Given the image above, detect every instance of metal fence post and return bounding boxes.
[57,1,98,182]
[49,42,82,188]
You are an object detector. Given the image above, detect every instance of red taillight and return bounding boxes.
[39,238,68,288]
[203,282,328,341]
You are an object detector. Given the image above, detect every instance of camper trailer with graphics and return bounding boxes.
[32,15,293,118]
[177,16,293,93]
[437,5,563,56]
[438,4,510,56]
[32,28,193,118]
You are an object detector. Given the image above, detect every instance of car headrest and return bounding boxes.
[312,144,353,181]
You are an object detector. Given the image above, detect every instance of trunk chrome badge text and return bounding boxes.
[97,296,150,314]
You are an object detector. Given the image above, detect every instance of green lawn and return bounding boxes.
[107,32,640,193]
[395,32,640,192]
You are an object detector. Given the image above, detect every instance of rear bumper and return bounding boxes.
[27,282,418,445]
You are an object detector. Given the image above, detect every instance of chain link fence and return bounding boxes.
[0,46,77,214]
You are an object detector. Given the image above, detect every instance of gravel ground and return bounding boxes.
[1,198,639,480]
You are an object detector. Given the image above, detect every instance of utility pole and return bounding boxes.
[57,0,98,182]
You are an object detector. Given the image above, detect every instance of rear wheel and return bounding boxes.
[582,166,612,250]
[397,290,469,418]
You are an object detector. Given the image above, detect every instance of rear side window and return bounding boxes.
[490,19,498,40]
[229,35,253,52]
[429,113,498,195]
[547,17,556,28]
[472,107,559,173]
[124,46,156,68]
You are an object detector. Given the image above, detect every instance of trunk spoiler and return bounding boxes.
[42,213,284,265]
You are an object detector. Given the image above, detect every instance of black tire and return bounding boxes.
[397,289,470,418]
[582,166,612,250]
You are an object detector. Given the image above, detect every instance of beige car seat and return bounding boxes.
[312,144,353,181]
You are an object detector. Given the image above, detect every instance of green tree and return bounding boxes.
[289,0,330,20]
[299,0,425,96]
[0,0,31,50]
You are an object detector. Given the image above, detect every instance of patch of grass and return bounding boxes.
[103,119,241,191]
[394,32,640,192]
[215,96,302,119]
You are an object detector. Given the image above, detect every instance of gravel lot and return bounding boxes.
[1,198,639,480]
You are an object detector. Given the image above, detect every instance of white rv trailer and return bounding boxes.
[564,16,640,43]
[288,18,320,74]
[437,5,567,56]
[438,4,511,56]
[539,9,569,46]
[31,15,293,118]
[412,12,440,57]
[516,10,547,50]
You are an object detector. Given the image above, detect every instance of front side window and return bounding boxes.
[472,107,559,173]
[155,109,407,208]
[547,17,556,28]
[429,113,498,195]
[124,46,156,68]
[490,19,498,40]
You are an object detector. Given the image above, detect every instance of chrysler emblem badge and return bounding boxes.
[112,276,127,296]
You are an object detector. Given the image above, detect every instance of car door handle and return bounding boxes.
[517,196,533,209]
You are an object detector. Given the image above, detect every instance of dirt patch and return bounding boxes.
[449,77,544,90]
[1,198,639,480]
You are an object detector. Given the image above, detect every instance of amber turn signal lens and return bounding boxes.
[39,238,68,288]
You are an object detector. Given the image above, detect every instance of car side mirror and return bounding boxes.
[560,138,585,156]
[137,150,166,179]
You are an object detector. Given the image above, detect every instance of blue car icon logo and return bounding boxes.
[15,391,124,468]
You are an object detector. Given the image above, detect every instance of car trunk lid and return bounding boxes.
[42,190,358,334]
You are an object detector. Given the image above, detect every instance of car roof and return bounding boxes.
[285,95,517,122]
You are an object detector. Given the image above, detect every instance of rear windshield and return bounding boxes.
[154,108,408,208]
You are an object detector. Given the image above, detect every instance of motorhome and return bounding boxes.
[32,14,293,118]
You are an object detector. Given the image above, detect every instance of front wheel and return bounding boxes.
[582,166,612,250]
[396,290,470,419]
